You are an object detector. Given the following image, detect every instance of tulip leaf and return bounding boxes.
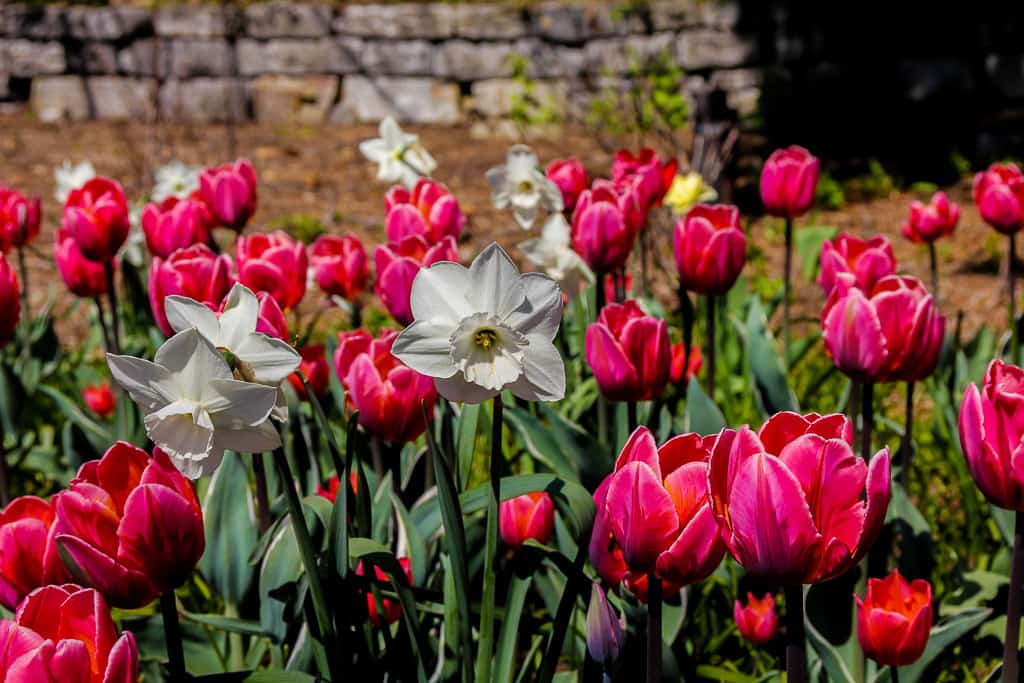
[504,406,578,481]
[394,497,429,586]
[741,298,799,416]
[455,402,481,490]
[871,608,991,683]
[244,673,317,683]
[200,452,259,606]
[258,523,302,643]
[182,611,266,637]
[494,568,533,683]
[806,607,856,683]
[685,376,725,435]
[38,384,111,448]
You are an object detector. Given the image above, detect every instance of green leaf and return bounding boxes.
[740,298,798,415]
[258,524,302,643]
[504,406,577,481]
[495,569,533,683]
[872,608,991,683]
[685,376,725,434]
[244,673,316,683]
[182,611,266,637]
[38,384,111,447]
[806,606,856,683]
[200,452,258,606]
[455,402,481,490]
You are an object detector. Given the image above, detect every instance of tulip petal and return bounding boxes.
[119,484,204,590]
[585,323,639,401]
[102,632,139,683]
[656,504,725,586]
[55,535,157,608]
[604,462,679,573]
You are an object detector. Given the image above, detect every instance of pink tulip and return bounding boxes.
[0,497,71,611]
[959,360,1024,511]
[384,178,465,244]
[236,231,308,311]
[708,411,891,584]
[673,204,747,296]
[818,232,896,295]
[612,148,677,209]
[0,186,41,251]
[198,159,258,232]
[546,158,588,210]
[140,197,212,259]
[54,229,108,299]
[53,441,205,609]
[374,235,458,326]
[856,569,932,667]
[590,427,726,598]
[310,233,369,301]
[902,192,960,244]
[585,300,670,402]
[62,177,131,262]
[821,274,945,383]
[148,244,234,336]
[0,255,18,347]
[760,146,820,218]
[973,163,1024,234]
[334,328,437,444]
[499,492,555,550]
[0,584,138,683]
[571,181,645,275]
[734,593,778,645]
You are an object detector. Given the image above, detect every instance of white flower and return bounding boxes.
[485,145,564,230]
[107,328,281,479]
[55,160,96,204]
[152,161,201,203]
[391,242,566,404]
[518,214,594,300]
[359,116,437,189]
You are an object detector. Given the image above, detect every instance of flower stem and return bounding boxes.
[252,452,271,535]
[94,297,112,354]
[784,584,806,683]
[627,401,638,432]
[475,395,504,682]
[103,260,120,355]
[706,294,716,399]
[900,381,915,490]
[679,286,695,390]
[160,591,186,681]
[1003,510,1024,683]
[892,666,901,683]
[1010,233,1019,365]
[928,241,939,303]
[647,574,662,683]
[861,382,874,461]
[783,216,793,367]
[16,246,30,366]
[596,274,609,447]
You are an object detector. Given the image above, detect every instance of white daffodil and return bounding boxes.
[107,328,281,478]
[152,160,201,203]
[518,214,594,300]
[485,145,564,231]
[359,116,437,189]
[54,160,96,204]
[392,242,566,404]
[664,171,718,215]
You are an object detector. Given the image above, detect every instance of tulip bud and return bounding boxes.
[818,232,896,295]
[0,254,19,347]
[385,178,465,244]
[973,163,1024,234]
[62,177,131,262]
[673,204,746,296]
[82,382,115,419]
[734,592,778,645]
[149,244,234,336]
[357,557,413,627]
[586,583,624,669]
[902,192,960,244]
[670,342,703,385]
[141,196,212,259]
[288,344,329,401]
[198,159,258,232]
[856,569,932,666]
[585,300,670,402]
[0,497,71,610]
[310,233,369,301]
[374,235,458,326]
[499,492,555,551]
[546,157,588,210]
[54,228,108,299]
[237,231,308,311]
[0,186,41,251]
[760,146,820,218]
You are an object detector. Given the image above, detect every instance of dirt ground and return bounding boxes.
[0,112,1010,344]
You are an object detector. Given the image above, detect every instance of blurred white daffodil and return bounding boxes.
[664,171,718,215]
[518,214,593,300]
[54,160,96,204]
[152,161,201,203]
[392,242,565,404]
[486,145,563,230]
[107,328,281,478]
[359,116,437,189]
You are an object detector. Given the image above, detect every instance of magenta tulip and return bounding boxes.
[384,178,465,244]
[0,255,18,347]
[760,146,820,218]
[310,233,369,301]
[902,192,960,244]
[585,300,670,402]
[612,148,677,209]
[149,244,234,336]
[140,197,211,259]
[62,177,130,263]
[708,411,891,584]
[374,235,458,326]
[734,593,778,645]
[673,204,747,296]
[0,186,41,251]
[546,157,588,210]
[236,231,308,311]
[54,229,108,299]
[198,159,257,232]
[818,232,897,295]
[0,497,71,611]
[572,183,643,274]
[973,163,1024,234]
[499,492,554,551]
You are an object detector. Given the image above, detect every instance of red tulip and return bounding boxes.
[590,427,726,598]
[0,255,18,347]
[673,204,746,296]
[310,233,369,301]
[334,328,437,444]
[374,235,458,326]
[82,383,115,419]
[902,192,960,244]
[62,177,130,262]
[708,412,891,584]
[54,229,108,299]
[0,584,138,683]
[818,232,896,295]
[0,497,71,611]
[356,557,413,627]
[734,592,778,645]
[572,183,643,274]
[236,231,308,311]
[53,441,205,608]
[499,492,555,550]
[585,300,670,402]
[140,197,211,259]
[612,148,677,209]
[760,146,820,218]
[670,342,703,385]
[198,159,257,232]
[287,344,329,400]
[149,244,234,336]
[856,569,932,666]
[384,178,465,244]
[546,157,588,210]
[0,186,41,251]
[973,163,1024,234]
[317,471,358,503]
[821,274,945,383]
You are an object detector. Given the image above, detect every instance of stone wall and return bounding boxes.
[0,1,761,125]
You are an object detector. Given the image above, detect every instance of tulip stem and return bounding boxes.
[861,382,874,461]
[928,242,939,303]
[784,585,806,683]
[679,286,695,389]
[476,395,504,683]
[252,452,272,535]
[647,574,662,683]
[94,297,112,354]
[783,217,793,367]
[900,382,915,490]
[1003,510,1024,683]
[16,246,29,366]
[1010,233,1018,365]
[627,401,638,431]
[706,294,716,399]
[103,260,120,355]
[892,666,900,683]
[596,274,609,447]
[160,591,187,682]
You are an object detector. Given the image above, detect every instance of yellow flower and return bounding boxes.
[664,172,718,215]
